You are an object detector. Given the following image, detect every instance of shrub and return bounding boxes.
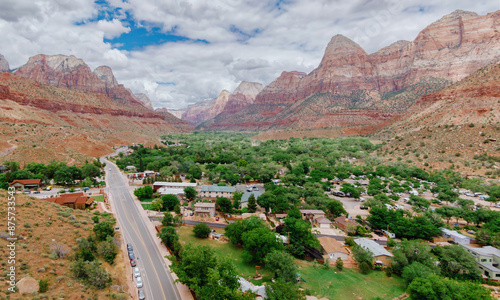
[359,261,371,274]
[335,257,344,271]
[193,223,211,238]
[39,279,49,293]
[344,237,355,247]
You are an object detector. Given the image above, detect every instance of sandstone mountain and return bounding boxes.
[181,81,263,124]
[160,108,186,119]
[135,93,154,110]
[203,10,500,133]
[14,54,145,107]
[0,54,8,72]
[0,72,193,164]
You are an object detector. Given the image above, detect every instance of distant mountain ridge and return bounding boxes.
[0,54,8,72]
[200,10,500,133]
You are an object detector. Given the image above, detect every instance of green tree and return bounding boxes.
[151,199,163,211]
[134,186,153,200]
[184,186,197,201]
[402,262,435,287]
[352,245,373,268]
[82,163,101,179]
[93,221,115,241]
[225,216,266,245]
[216,197,233,214]
[233,191,243,209]
[390,240,437,276]
[97,236,118,265]
[85,260,111,289]
[247,193,257,213]
[162,194,180,211]
[161,212,175,227]
[335,257,344,271]
[264,250,298,283]
[265,279,305,300]
[193,223,212,238]
[408,274,493,300]
[3,161,19,172]
[241,227,284,263]
[326,199,346,218]
[158,226,179,248]
[282,216,320,258]
[257,192,276,213]
[432,245,480,281]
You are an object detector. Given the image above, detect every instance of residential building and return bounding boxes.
[9,179,43,190]
[334,216,359,231]
[315,217,332,229]
[125,166,137,172]
[238,277,266,299]
[318,236,348,261]
[239,191,263,208]
[194,202,216,217]
[440,228,473,244]
[299,209,325,222]
[462,245,500,280]
[200,185,235,199]
[152,181,197,192]
[354,238,394,266]
[44,192,94,210]
[0,165,8,173]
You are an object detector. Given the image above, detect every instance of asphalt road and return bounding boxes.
[104,159,180,300]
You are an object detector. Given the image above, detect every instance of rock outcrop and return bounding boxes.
[135,93,154,110]
[0,54,9,72]
[181,81,263,124]
[205,10,500,132]
[14,54,144,107]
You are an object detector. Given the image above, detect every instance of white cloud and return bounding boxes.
[0,0,498,109]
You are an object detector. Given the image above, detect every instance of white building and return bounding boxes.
[153,181,197,192]
[440,228,473,245]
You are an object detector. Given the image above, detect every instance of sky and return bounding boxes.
[0,0,498,110]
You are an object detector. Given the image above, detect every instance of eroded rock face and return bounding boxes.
[14,54,143,106]
[135,93,154,110]
[0,54,9,72]
[208,10,500,132]
[180,81,263,124]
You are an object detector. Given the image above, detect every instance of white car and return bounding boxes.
[134,267,141,278]
[136,276,143,288]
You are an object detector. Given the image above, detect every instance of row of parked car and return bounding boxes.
[128,243,145,300]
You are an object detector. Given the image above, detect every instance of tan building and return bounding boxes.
[354,238,393,266]
[334,216,359,231]
[44,192,94,210]
[318,236,349,261]
[299,209,325,222]
[462,244,500,280]
[200,185,236,199]
[9,179,42,190]
[315,217,332,229]
[194,202,216,217]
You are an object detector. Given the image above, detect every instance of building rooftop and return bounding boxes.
[9,179,42,185]
[153,181,197,187]
[299,209,325,215]
[157,188,185,195]
[462,244,500,258]
[194,202,215,208]
[354,238,393,257]
[201,185,236,193]
[316,217,332,224]
[440,228,472,240]
[318,236,347,254]
[241,191,263,203]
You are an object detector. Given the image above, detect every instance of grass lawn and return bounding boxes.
[178,226,272,285]
[140,198,155,202]
[297,260,406,300]
[141,203,153,210]
[90,194,104,202]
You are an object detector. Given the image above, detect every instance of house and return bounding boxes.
[462,244,500,280]
[194,202,216,217]
[354,238,394,266]
[299,209,325,222]
[125,166,137,172]
[239,191,263,208]
[333,216,359,231]
[200,185,236,199]
[315,217,332,229]
[44,192,94,210]
[440,228,473,245]
[152,181,197,192]
[0,165,8,173]
[9,179,43,190]
[318,236,349,261]
[238,276,266,299]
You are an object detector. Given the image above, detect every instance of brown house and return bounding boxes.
[334,216,358,231]
[9,179,43,190]
[318,236,349,261]
[45,193,94,210]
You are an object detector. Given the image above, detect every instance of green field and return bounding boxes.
[178,226,272,284]
[297,261,406,300]
[90,194,104,202]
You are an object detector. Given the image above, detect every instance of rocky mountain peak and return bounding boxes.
[437,9,478,22]
[324,34,367,56]
[0,54,9,72]
[29,54,87,71]
[93,66,118,87]
[135,93,154,110]
[233,81,263,97]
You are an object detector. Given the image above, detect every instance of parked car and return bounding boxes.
[33,191,40,194]
[134,267,141,278]
[23,189,30,193]
[75,188,81,192]
[109,167,112,171]
[130,259,136,267]
[128,251,135,260]
[138,289,145,300]
[127,243,133,251]
[253,186,259,191]
[360,205,368,210]
[136,276,143,288]
[374,230,384,237]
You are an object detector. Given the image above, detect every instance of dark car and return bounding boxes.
[128,251,135,260]
[127,243,133,251]
[130,259,136,267]
[374,230,384,237]
[34,191,40,194]
[360,205,368,210]
[138,289,145,300]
